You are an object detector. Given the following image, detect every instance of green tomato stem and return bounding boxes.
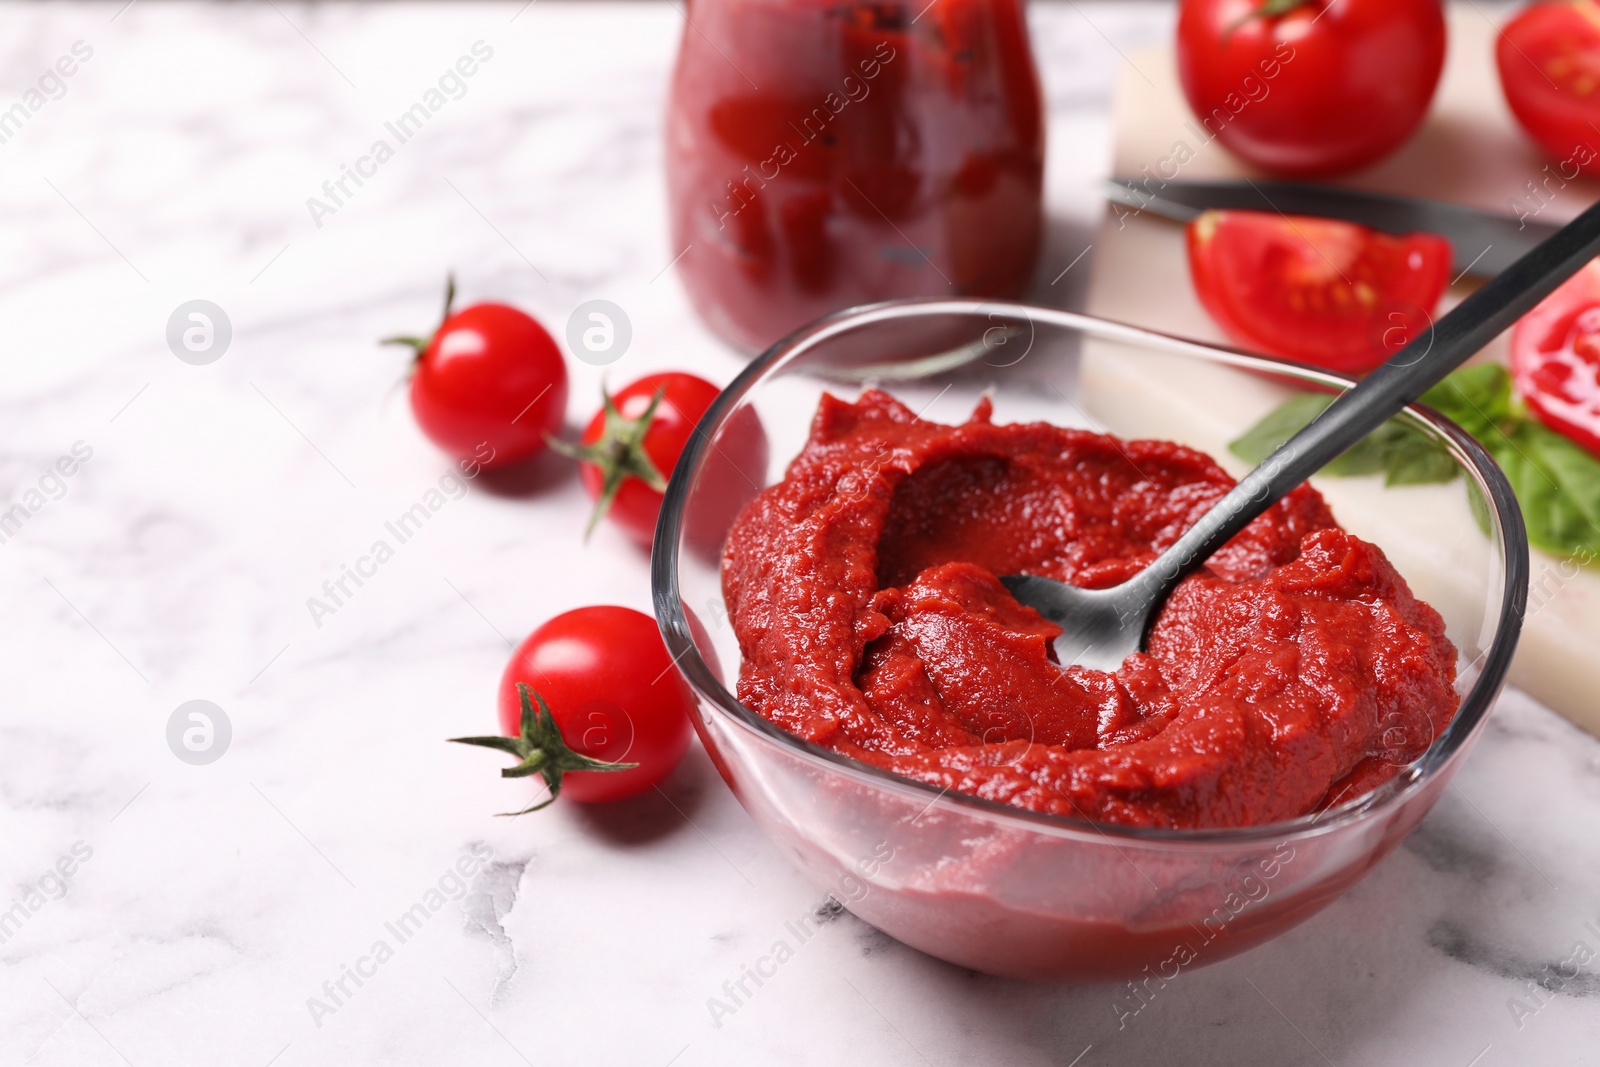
[448,683,639,817]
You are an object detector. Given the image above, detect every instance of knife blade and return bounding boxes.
[1105,177,1563,279]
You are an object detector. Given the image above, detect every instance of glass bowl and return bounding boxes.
[651,299,1529,982]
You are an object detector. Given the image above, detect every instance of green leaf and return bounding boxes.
[1321,422,1394,477]
[1497,439,1564,554]
[1229,393,1335,466]
[1511,421,1600,557]
[1420,363,1515,438]
[1384,431,1460,486]
[1230,364,1600,562]
[1229,393,1456,485]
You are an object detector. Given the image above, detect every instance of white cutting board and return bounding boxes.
[1081,9,1600,734]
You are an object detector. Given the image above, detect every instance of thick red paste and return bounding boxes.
[721,390,1459,828]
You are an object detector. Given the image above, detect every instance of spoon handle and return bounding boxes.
[1139,196,1600,597]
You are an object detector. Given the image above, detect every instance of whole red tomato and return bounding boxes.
[1497,1,1600,176]
[1510,258,1600,456]
[559,372,768,549]
[385,278,567,469]
[451,606,695,812]
[1187,209,1452,372]
[1177,0,1446,176]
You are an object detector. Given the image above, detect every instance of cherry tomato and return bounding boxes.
[1497,1,1600,177]
[1510,258,1600,456]
[451,606,695,812]
[1177,0,1445,176]
[1186,209,1452,373]
[560,372,768,550]
[385,277,567,469]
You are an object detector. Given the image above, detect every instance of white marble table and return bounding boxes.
[4,2,1598,1065]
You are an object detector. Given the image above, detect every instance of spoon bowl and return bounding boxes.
[998,574,1150,671]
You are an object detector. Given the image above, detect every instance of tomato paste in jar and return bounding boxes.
[665,0,1045,353]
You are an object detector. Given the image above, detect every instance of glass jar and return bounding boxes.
[665,0,1046,353]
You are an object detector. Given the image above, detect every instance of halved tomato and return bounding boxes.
[1186,209,1453,373]
[1510,258,1600,456]
[1496,1,1600,177]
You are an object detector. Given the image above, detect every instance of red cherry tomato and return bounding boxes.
[1186,210,1452,373]
[1177,0,1445,176]
[1497,1,1600,177]
[1510,258,1600,456]
[451,606,695,810]
[387,279,567,469]
[563,373,768,550]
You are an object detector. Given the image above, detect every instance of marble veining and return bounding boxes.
[3,2,1596,1065]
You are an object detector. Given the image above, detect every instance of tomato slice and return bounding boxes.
[1186,210,1453,373]
[1510,258,1600,457]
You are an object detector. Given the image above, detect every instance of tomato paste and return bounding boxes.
[664,0,1044,353]
[721,390,1459,828]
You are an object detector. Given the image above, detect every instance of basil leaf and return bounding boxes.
[1228,393,1334,466]
[1494,436,1566,554]
[1513,421,1600,557]
[1420,363,1514,437]
[1384,431,1459,486]
[1230,363,1600,561]
[1230,392,1458,485]
[1322,420,1400,476]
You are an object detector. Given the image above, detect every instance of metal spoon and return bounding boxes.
[1002,198,1600,671]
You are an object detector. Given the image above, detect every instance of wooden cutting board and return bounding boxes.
[1082,9,1600,735]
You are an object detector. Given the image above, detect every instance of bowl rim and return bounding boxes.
[651,298,1531,846]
